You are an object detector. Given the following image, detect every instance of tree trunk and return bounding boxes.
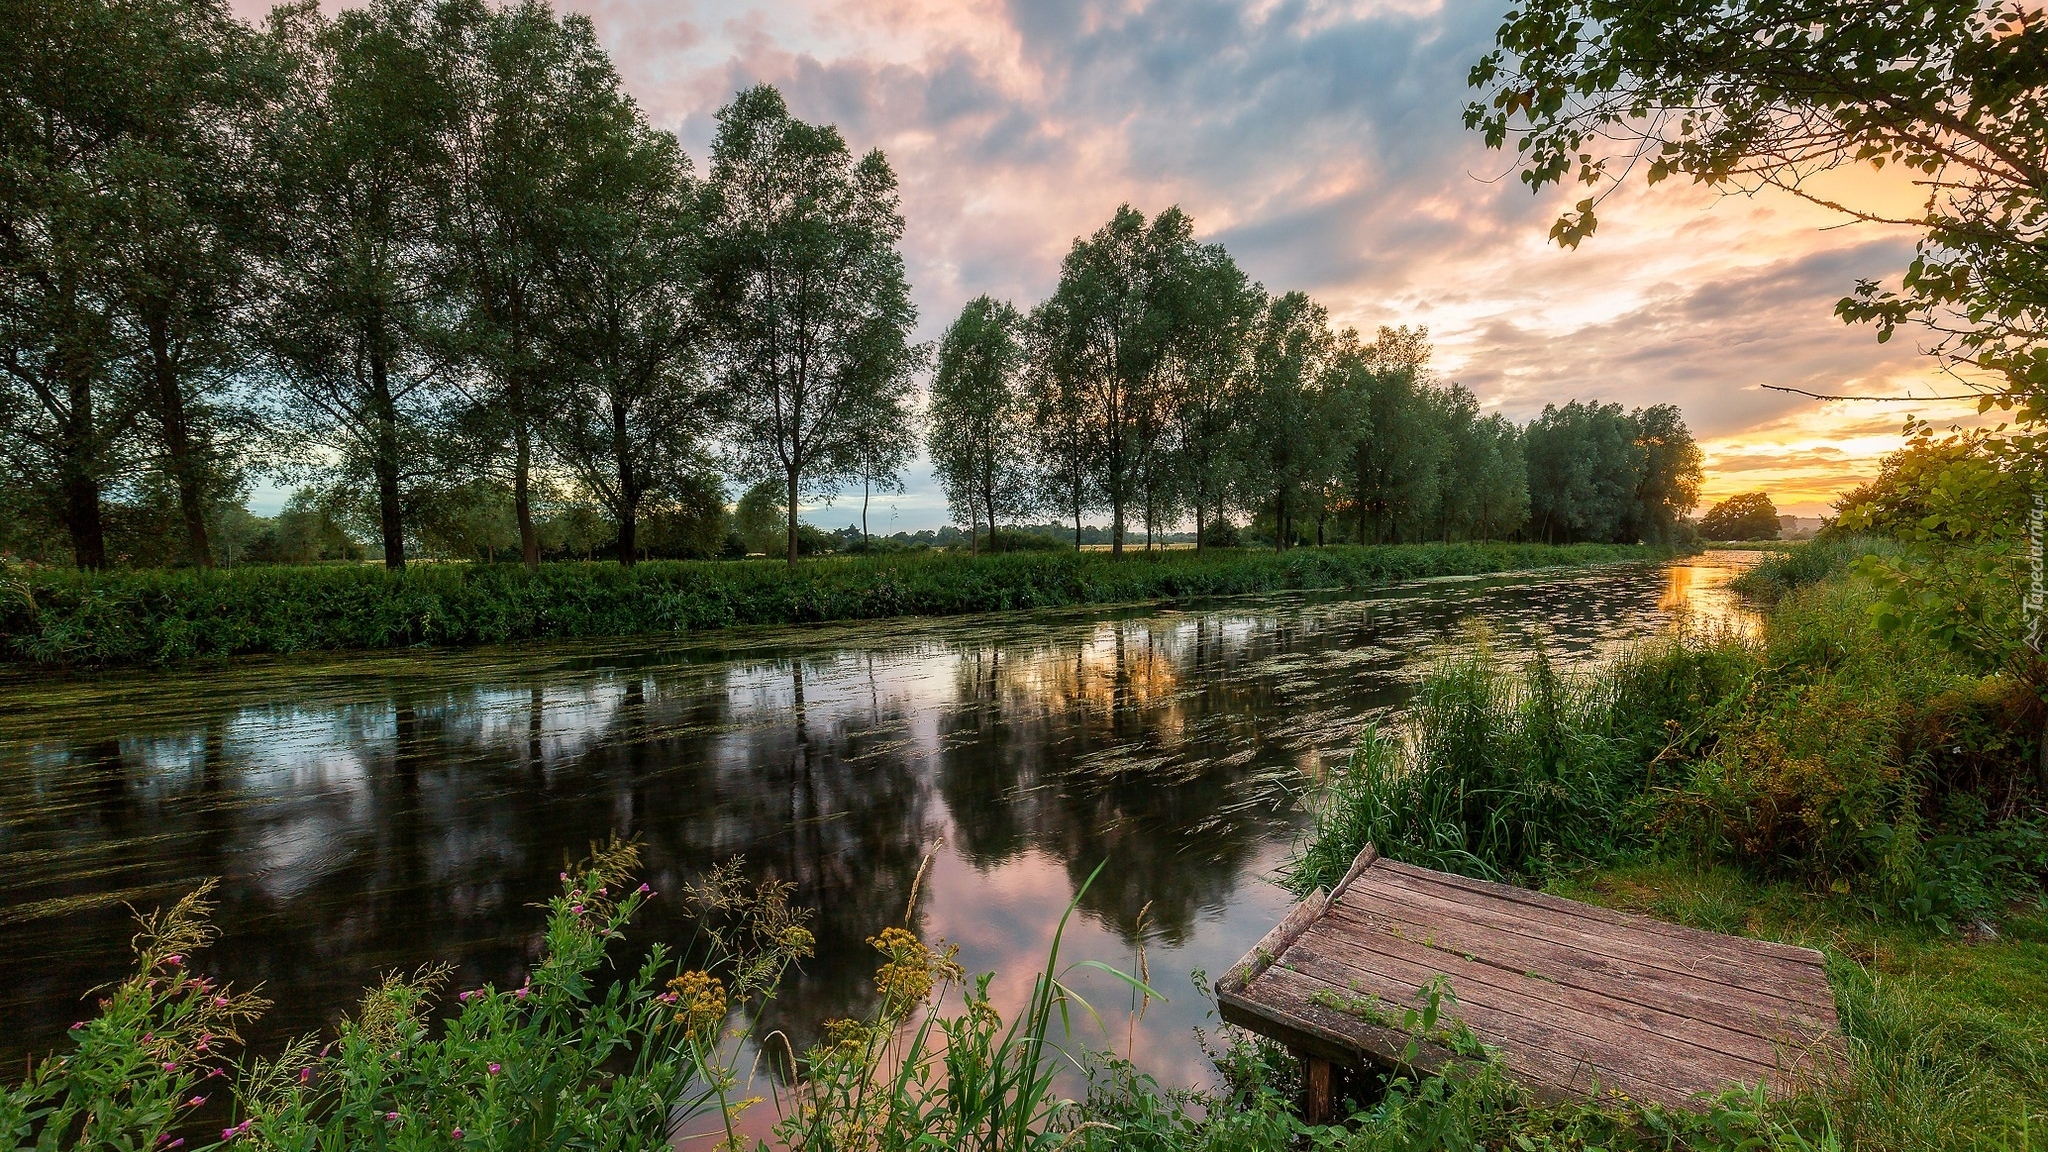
[862,476,871,552]
[514,414,538,573]
[1111,495,1124,558]
[1194,502,1205,555]
[370,350,405,571]
[785,467,801,567]
[147,317,212,568]
[64,471,107,570]
[613,398,635,567]
[1276,489,1288,553]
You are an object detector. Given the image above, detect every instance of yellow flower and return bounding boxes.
[779,925,816,958]
[667,971,726,1038]
[865,927,960,1014]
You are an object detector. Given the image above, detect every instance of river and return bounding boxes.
[0,550,1759,1105]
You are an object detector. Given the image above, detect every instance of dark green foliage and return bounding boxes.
[0,543,1659,667]
[1700,491,1780,541]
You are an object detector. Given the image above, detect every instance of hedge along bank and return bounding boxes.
[0,543,1672,667]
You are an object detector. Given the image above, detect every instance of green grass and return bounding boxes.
[0,542,1664,668]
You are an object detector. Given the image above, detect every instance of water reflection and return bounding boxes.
[0,552,1758,1093]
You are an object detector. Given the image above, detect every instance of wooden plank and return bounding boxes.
[1327,891,1840,1039]
[1327,843,1380,905]
[1304,1056,1333,1124]
[1370,858,1827,967]
[1220,887,1327,993]
[1364,864,1832,991]
[1250,964,1662,1105]
[1285,922,1832,1094]
[1349,870,1837,1020]
[1300,910,1801,1072]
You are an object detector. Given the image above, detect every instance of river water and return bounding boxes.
[0,551,1758,1099]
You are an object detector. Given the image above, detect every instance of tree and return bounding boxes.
[1032,205,1192,556]
[1232,292,1353,552]
[1467,0,2047,418]
[1463,413,1530,540]
[543,107,716,566]
[699,84,920,567]
[440,0,633,571]
[1161,244,1260,552]
[256,0,460,570]
[0,0,175,567]
[86,0,269,568]
[1345,327,1442,544]
[1700,491,1780,541]
[841,379,915,551]
[929,296,1030,553]
[1523,399,1639,543]
[1022,308,1095,549]
[1624,404,1703,544]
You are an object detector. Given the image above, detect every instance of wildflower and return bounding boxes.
[867,928,960,1013]
[298,1068,313,1084]
[163,1062,178,1073]
[214,997,229,1008]
[823,1018,879,1051]
[488,1063,500,1075]
[69,1021,83,1030]
[452,1128,464,1140]
[571,904,585,914]
[666,971,727,1038]
[385,1112,400,1122]
[188,1096,206,1107]
[779,925,816,958]
[164,955,183,967]
[514,984,530,1000]
[635,883,650,894]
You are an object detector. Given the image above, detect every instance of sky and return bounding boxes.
[237,0,1990,532]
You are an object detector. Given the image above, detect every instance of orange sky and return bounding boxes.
[233,0,1977,523]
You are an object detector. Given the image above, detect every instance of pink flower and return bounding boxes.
[513,986,529,1000]
[188,1095,206,1107]
[488,1063,500,1075]
[299,1067,313,1084]
[164,955,183,967]
[163,1062,178,1072]
[214,996,229,1008]
[571,904,585,914]
[207,1067,225,1078]
[451,1128,464,1140]
[69,1021,83,1030]
[635,883,650,894]
[385,1112,400,1122]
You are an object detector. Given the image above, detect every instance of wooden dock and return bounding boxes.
[1217,847,1844,1119]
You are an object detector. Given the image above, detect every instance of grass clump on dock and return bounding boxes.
[0,542,1662,668]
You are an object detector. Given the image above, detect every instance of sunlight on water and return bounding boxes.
[0,552,1761,1114]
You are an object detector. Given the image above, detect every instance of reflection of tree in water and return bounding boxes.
[935,614,1307,947]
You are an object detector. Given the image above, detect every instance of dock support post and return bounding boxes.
[1303,1054,1333,1124]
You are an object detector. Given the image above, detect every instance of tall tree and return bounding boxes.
[88,0,268,568]
[1523,400,1640,544]
[1022,312,1094,550]
[0,0,191,567]
[698,84,919,567]
[543,103,713,566]
[929,296,1030,553]
[1033,205,1190,557]
[1345,326,1440,545]
[1161,244,1260,552]
[256,0,459,570]
[441,0,626,571]
[1624,403,1703,544]
[1233,292,1352,551]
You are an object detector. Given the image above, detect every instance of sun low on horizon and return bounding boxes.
[229,0,1979,524]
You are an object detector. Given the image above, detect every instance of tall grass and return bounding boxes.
[0,542,1665,668]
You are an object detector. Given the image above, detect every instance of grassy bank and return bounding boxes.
[1290,538,2048,1148]
[0,542,1661,667]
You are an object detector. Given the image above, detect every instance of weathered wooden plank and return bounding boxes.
[1326,892,1840,1038]
[1285,922,1830,1093]
[1220,887,1328,993]
[1351,870,1837,1017]
[1327,843,1380,905]
[1371,858,1827,967]
[1298,910,1803,1072]
[1250,963,1671,1105]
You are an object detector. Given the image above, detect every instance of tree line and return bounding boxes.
[930,204,1704,555]
[2,0,1702,573]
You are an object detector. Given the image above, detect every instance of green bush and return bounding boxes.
[0,543,1664,668]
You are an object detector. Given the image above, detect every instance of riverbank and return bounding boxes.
[1289,537,2047,1147]
[0,542,1667,667]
